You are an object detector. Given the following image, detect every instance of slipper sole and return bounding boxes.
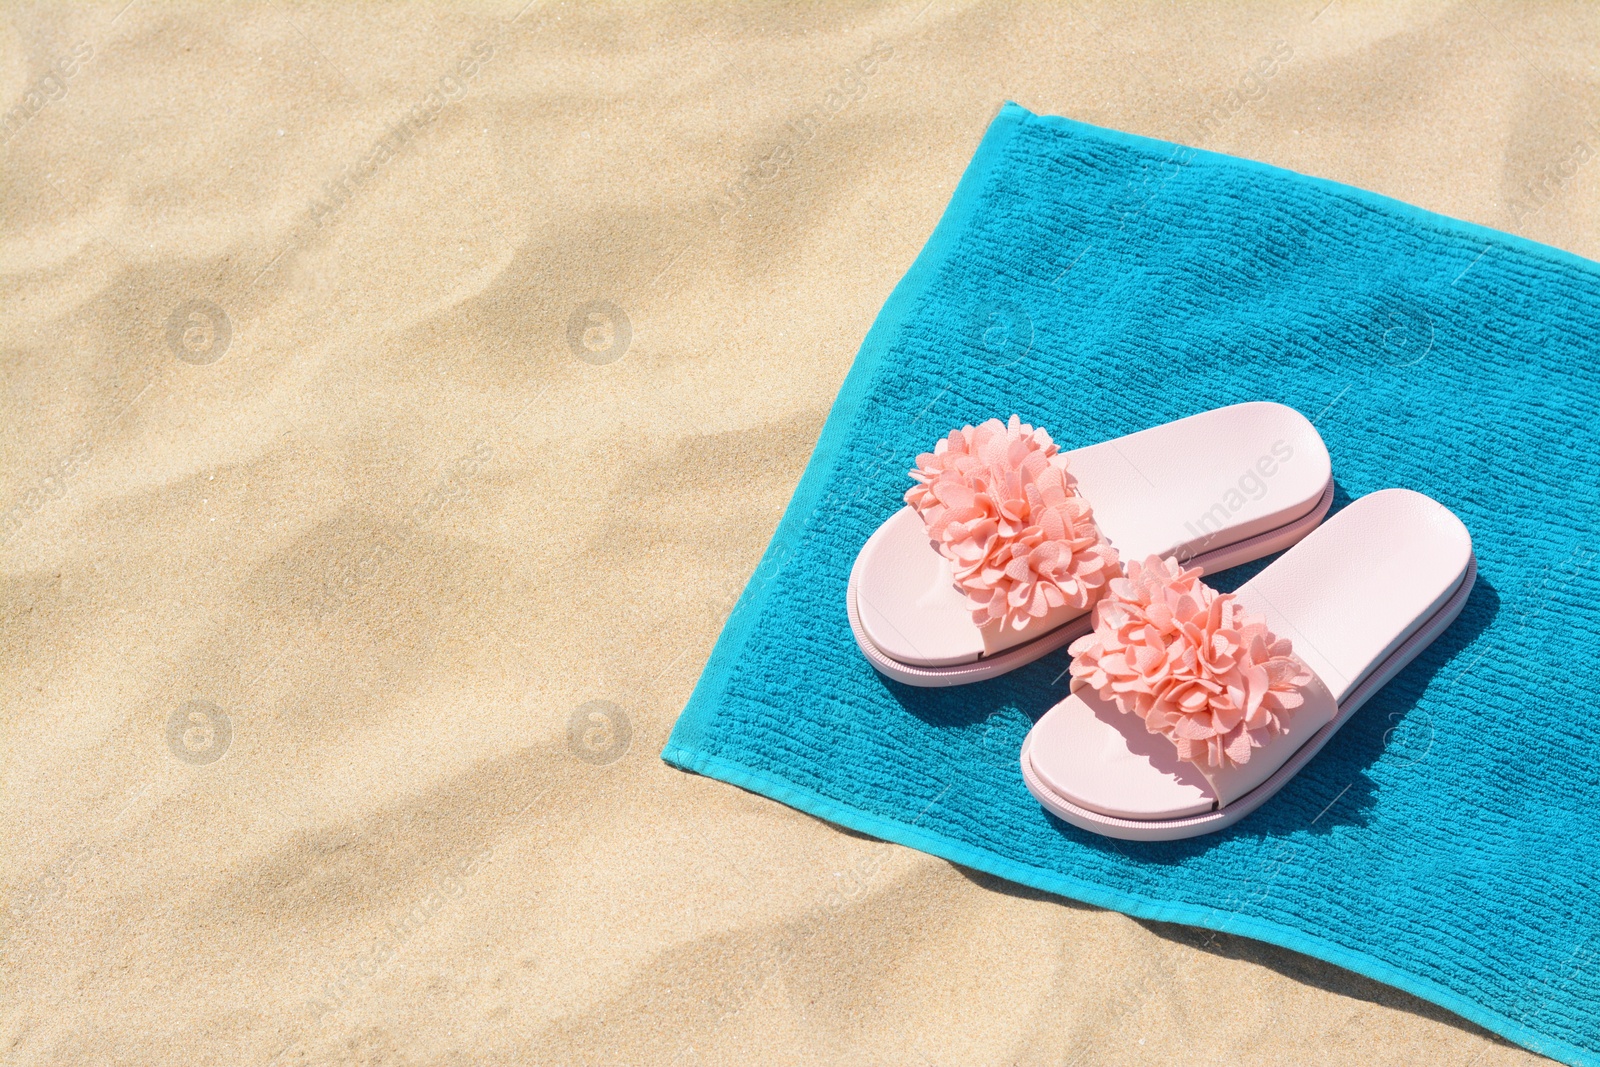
[1019,552,1476,841]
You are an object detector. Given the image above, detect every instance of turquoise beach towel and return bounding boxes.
[663,103,1600,1065]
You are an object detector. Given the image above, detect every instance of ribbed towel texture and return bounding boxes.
[663,103,1600,1065]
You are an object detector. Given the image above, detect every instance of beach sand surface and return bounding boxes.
[3,2,1593,1064]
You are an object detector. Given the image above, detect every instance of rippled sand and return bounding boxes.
[3,2,1590,1063]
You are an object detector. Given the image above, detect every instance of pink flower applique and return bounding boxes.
[905,416,1120,633]
[1067,555,1312,768]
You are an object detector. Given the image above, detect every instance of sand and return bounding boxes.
[2,1,1592,1063]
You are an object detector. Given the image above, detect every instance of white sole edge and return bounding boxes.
[1020,553,1478,841]
[848,477,1336,688]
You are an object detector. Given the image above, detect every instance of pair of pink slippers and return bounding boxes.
[847,403,1475,841]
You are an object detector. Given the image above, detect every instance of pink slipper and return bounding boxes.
[1020,488,1474,841]
[847,402,1333,687]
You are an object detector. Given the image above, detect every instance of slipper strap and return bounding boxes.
[1196,665,1338,805]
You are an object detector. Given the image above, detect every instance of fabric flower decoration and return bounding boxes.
[905,416,1120,633]
[1067,555,1312,768]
